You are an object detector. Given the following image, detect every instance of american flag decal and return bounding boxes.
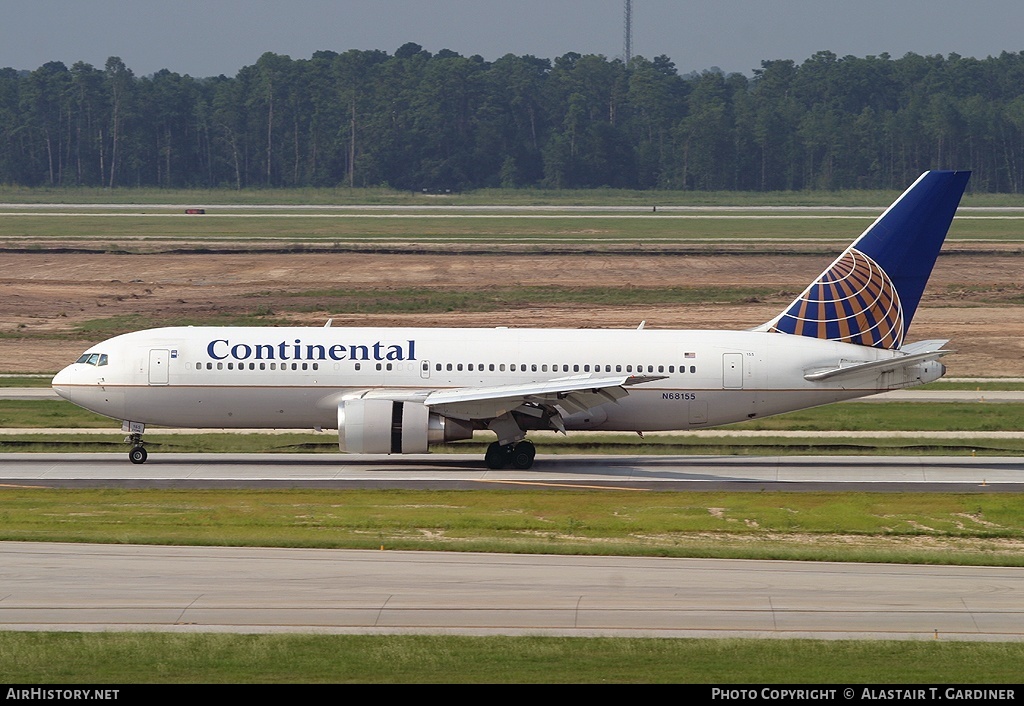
[769,249,904,349]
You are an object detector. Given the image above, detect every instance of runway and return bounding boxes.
[2,541,1022,640]
[1,452,1022,491]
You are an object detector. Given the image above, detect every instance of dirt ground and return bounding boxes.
[3,248,1023,376]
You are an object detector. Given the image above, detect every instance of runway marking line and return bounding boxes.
[475,479,648,491]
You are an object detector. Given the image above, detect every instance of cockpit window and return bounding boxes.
[76,353,108,366]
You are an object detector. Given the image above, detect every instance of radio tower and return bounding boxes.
[623,0,633,65]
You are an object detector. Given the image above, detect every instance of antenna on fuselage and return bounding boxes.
[324,319,333,327]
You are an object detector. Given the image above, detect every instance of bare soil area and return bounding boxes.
[3,249,1023,376]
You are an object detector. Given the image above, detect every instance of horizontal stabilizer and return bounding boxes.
[897,339,950,355]
[804,348,951,382]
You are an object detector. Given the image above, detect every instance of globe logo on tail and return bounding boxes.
[769,249,905,349]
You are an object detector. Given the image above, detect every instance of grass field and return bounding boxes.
[2,633,1022,683]
[4,184,1024,207]
[2,488,1022,564]
[0,211,1018,245]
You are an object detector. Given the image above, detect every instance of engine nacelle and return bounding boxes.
[337,399,474,454]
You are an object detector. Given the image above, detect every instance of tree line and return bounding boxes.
[4,44,1024,192]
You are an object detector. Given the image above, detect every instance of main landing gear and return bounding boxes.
[485,440,536,470]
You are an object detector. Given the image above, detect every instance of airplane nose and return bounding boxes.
[51,365,74,398]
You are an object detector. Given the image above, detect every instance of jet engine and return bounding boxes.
[337,399,474,454]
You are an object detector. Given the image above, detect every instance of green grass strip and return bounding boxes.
[1,633,1022,683]
[1,489,1022,566]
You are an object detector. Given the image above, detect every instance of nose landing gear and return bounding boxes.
[122,421,148,464]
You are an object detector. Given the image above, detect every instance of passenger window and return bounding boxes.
[355,362,361,371]
[690,365,696,373]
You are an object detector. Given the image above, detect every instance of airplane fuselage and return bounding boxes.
[52,325,943,433]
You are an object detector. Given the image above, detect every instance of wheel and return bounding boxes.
[129,446,148,464]
[510,441,536,470]
[484,441,508,469]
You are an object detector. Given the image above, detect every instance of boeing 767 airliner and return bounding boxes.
[52,170,970,469]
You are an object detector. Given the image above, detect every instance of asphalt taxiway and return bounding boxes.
[2,541,1022,640]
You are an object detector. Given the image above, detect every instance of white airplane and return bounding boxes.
[52,170,970,469]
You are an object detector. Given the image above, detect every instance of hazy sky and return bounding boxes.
[4,0,1024,78]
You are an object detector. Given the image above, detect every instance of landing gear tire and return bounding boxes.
[510,441,536,470]
[129,446,148,465]
[485,441,510,469]
[484,440,536,470]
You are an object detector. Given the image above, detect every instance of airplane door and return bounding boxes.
[723,353,743,389]
[148,349,170,385]
[420,360,431,379]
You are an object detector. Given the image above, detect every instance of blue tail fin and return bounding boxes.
[762,170,970,349]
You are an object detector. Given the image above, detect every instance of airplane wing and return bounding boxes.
[803,341,951,382]
[423,374,664,421]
